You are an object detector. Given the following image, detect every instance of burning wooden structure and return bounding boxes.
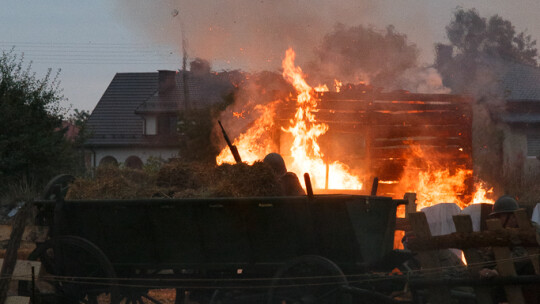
[277,86,473,197]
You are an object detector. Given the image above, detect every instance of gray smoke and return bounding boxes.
[113,0,379,71]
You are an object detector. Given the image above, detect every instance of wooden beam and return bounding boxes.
[452,215,493,304]
[514,209,540,275]
[0,260,40,282]
[406,228,539,251]
[409,212,451,304]
[0,226,48,243]
[4,296,30,304]
[486,219,525,304]
[0,204,31,304]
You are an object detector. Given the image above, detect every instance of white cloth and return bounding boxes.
[420,203,461,236]
[532,203,540,225]
[460,204,483,232]
[420,203,463,259]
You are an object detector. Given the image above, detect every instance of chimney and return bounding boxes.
[158,70,177,93]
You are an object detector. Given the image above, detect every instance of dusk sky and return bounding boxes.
[1,0,539,112]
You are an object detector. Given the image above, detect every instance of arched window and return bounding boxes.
[99,156,118,167]
[125,155,143,170]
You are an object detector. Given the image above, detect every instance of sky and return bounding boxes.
[1,0,539,113]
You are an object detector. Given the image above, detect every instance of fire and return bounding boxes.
[216,49,362,190]
[471,183,494,204]
[233,111,245,119]
[334,79,343,92]
[400,145,494,209]
[414,168,472,210]
[281,48,362,190]
[314,84,329,92]
[216,48,496,204]
[216,101,278,165]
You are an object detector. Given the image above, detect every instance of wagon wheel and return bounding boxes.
[267,255,349,304]
[19,235,119,304]
[42,174,75,200]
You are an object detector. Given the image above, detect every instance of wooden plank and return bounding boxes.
[0,226,48,243]
[0,260,40,281]
[395,218,411,231]
[369,146,470,159]
[4,296,30,304]
[371,137,467,148]
[317,91,472,103]
[408,212,451,304]
[406,229,539,250]
[452,215,493,304]
[514,209,540,274]
[486,219,525,304]
[404,193,417,217]
[0,204,31,304]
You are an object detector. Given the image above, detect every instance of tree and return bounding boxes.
[435,8,538,92]
[0,50,74,190]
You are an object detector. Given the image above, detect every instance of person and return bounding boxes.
[263,153,305,196]
[478,195,538,303]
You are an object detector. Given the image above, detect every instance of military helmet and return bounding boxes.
[263,153,287,176]
[490,195,519,216]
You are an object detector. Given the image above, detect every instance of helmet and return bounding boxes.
[490,195,519,216]
[263,153,287,176]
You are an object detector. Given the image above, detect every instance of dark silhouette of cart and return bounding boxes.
[23,178,408,304]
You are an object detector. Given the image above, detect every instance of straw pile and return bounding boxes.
[66,161,282,199]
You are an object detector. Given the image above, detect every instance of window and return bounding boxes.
[99,156,118,167]
[158,116,178,135]
[125,155,143,169]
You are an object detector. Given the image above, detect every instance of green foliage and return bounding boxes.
[0,50,74,191]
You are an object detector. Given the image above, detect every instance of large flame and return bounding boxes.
[216,101,278,165]
[399,145,494,210]
[216,48,495,206]
[281,48,362,190]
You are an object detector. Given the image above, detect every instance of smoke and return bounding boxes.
[114,0,377,71]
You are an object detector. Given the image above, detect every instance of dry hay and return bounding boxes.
[66,165,161,199]
[67,161,282,199]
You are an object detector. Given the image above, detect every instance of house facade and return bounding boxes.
[498,63,540,180]
[84,69,234,169]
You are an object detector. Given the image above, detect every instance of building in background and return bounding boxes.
[84,69,235,169]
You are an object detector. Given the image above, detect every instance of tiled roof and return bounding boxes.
[135,72,234,114]
[501,63,540,101]
[85,71,236,147]
[85,72,159,147]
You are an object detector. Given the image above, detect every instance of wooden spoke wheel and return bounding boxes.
[267,255,349,304]
[20,235,119,304]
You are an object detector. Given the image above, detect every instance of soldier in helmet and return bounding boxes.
[489,195,519,228]
[478,196,538,303]
[263,153,305,196]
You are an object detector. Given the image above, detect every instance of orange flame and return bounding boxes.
[216,101,278,165]
[334,79,343,92]
[314,84,329,92]
[471,183,494,204]
[281,48,362,190]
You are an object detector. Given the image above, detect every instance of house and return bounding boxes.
[84,69,235,169]
[497,63,540,180]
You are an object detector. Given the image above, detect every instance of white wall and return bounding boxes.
[144,115,157,135]
[503,126,540,178]
[91,147,179,168]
